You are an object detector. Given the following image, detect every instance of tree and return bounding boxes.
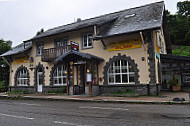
[0,39,12,91]
[172,46,190,56]
[166,1,190,45]
[36,28,44,36]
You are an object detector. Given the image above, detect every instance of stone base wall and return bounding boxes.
[99,84,161,96]
[9,86,36,93]
[9,84,162,96]
[40,86,67,93]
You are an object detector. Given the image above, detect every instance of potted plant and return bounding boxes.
[168,76,181,92]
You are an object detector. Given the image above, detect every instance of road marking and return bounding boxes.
[0,113,34,120]
[18,103,40,106]
[79,106,129,111]
[53,121,91,126]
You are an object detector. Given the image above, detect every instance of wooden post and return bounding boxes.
[77,66,78,85]
[84,63,87,94]
[72,65,74,95]
[97,62,99,85]
[66,64,69,95]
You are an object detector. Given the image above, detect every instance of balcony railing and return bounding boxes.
[41,45,71,62]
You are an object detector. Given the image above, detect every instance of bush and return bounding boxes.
[11,90,28,94]
[0,81,8,92]
[48,87,67,94]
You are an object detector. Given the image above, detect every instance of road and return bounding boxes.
[0,99,189,126]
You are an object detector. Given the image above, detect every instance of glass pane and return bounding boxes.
[129,64,134,72]
[59,78,62,84]
[108,75,114,83]
[108,64,114,73]
[115,60,120,73]
[54,78,58,84]
[122,74,128,83]
[63,78,66,84]
[88,35,92,46]
[129,74,135,82]
[83,35,87,47]
[115,75,121,83]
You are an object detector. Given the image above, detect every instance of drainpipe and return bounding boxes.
[94,25,97,36]
[140,31,149,83]
[2,57,11,67]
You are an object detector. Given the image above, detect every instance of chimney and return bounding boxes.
[76,18,82,22]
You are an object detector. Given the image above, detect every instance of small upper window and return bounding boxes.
[55,38,68,48]
[36,42,44,55]
[82,33,93,48]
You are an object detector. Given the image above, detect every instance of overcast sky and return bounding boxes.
[0,0,185,46]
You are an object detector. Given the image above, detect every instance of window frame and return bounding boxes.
[36,42,44,56]
[107,60,135,85]
[82,33,93,49]
[16,68,29,86]
[53,64,67,86]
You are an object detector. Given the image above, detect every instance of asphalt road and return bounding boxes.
[0,99,189,126]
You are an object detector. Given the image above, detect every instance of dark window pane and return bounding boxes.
[115,75,121,83]
[109,75,114,83]
[129,74,135,82]
[122,74,128,83]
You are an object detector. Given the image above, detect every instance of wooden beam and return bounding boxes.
[72,65,74,95]
[101,39,107,49]
[97,62,99,85]
[77,66,78,85]
[66,65,69,95]
[84,63,87,94]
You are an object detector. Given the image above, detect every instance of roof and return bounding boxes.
[26,1,164,41]
[54,50,104,63]
[0,42,32,57]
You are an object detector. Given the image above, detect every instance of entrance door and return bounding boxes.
[80,65,85,94]
[37,68,43,92]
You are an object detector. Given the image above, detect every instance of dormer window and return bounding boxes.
[82,33,93,49]
[36,42,44,56]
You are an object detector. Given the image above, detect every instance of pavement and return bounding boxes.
[0,91,190,104]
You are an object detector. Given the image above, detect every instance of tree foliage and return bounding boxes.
[36,28,44,36]
[166,1,190,45]
[0,39,12,90]
[172,46,190,56]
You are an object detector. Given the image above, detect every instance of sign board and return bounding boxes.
[74,61,86,65]
[70,41,79,51]
[87,73,92,82]
[108,38,142,51]
[13,56,28,64]
[29,57,34,68]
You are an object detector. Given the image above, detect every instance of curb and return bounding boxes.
[0,95,189,105]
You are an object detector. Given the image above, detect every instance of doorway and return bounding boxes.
[37,68,43,92]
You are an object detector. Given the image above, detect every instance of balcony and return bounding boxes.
[41,45,71,62]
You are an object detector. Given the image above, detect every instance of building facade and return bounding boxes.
[1,2,171,95]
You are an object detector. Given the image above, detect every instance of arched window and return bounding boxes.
[16,67,29,86]
[108,60,135,84]
[53,64,67,85]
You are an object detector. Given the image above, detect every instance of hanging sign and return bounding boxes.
[108,38,142,51]
[87,73,92,82]
[13,56,28,64]
[29,57,34,68]
[70,41,79,51]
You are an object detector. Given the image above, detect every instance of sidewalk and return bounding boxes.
[0,91,189,104]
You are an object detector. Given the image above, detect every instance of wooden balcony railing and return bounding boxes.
[41,45,71,62]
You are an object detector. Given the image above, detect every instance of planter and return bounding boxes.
[172,86,181,92]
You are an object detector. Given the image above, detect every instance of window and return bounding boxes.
[82,33,93,48]
[55,38,68,47]
[16,68,29,86]
[36,42,44,55]
[108,60,135,84]
[53,65,67,85]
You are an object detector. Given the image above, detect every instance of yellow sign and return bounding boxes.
[108,38,142,51]
[13,56,28,64]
